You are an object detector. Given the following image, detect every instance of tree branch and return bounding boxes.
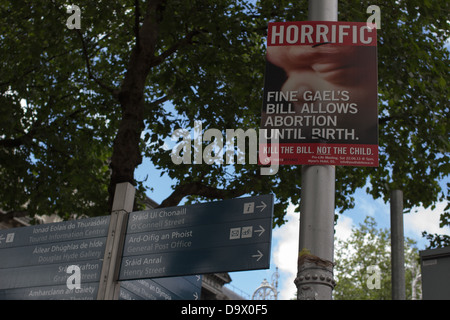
[134,0,141,49]
[156,170,267,209]
[0,95,87,149]
[157,181,250,208]
[0,48,73,88]
[150,28,204,67]
[379,116,392,124]
[75,30,119,97]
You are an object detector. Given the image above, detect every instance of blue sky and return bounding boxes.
[135,159,450,300]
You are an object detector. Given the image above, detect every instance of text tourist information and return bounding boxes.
[260,21,378,167]
[119,194,273,280]
[0,216,109,299]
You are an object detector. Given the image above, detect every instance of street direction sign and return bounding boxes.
[120,275,202,300]
[0,261,102,296]
[120,243,270,280]
[0,194,274,299]
[0,216,109,300]
[0,237,107,268]
[0,216,109,249]
[0,283,100,300]
[123,219,270,256]
[119,194,273,280]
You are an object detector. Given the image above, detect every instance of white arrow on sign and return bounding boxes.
[255,225,265,237]
[193,292,199,300]
[256,201,267,212]
[252,250,264,262]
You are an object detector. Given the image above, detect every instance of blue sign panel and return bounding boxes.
[120,275,202,300]
[0,283,99,300]
[119,194,273,280]
[0,217,109,300]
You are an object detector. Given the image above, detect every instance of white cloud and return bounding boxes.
[404,201,450,247]
[272,203,299,300]
[272,206,355,299]
[335,214,354,241]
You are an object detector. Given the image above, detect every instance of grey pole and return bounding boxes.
[295,0,337,300]
[97,182,135,300]
[308,0,338,21]
[296,166,336,300]
[390,189,406,300]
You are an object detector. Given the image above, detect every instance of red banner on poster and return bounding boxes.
[259,143,378,167]
[260,21,378,167]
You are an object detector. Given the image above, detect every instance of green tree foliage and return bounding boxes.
[0,1,448,230]
[0,1,118,218]
[334,216,421,300]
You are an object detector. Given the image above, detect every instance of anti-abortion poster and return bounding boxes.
[260,21,378,167]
